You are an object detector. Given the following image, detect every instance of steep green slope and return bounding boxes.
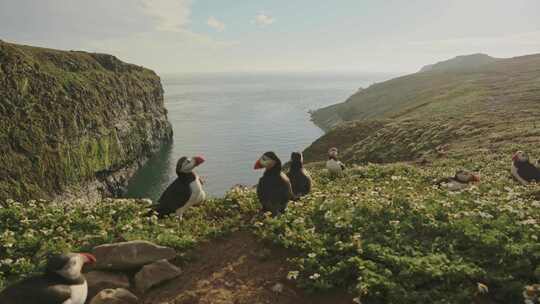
[307,53,540,163]
[299,52,540,303]
[0,41,173,202]
[312,53,540,129]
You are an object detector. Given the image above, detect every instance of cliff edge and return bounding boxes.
[0,41,173,202]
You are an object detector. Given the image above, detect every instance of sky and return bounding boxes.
[1,0,540,74]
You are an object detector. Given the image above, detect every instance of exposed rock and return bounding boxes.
[85,271,131,301]
[89,288,138,304]
[92,241,176,270]
[134,259,182,293]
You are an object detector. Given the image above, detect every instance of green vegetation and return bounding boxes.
[1,49,538,303]
[252,160,539,303]
[2,148,538,303]
[306,53,540,165]
[0,190,259,290]
[311,53,540,129]
[0,41,172,202]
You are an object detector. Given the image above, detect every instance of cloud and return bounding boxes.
[139,0,192,32]
[207,16,225,32]
[254,13,274,26]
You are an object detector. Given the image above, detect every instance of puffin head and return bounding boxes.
[455,170,480,183]
[328,147,338,159]
[254,151,281,170]
[47,252,96,280]
[512,151,529,163]
[176,155,205,175]
[290,152,304,164]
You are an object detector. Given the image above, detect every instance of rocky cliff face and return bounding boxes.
[0,41,173,202]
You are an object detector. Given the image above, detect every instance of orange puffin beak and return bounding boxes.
[472,174,480,182]
[194,156,205,166]
[512,153,518,162]
[80,253,96,264]
[254,159,263,170]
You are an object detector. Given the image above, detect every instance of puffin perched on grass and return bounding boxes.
[511,151,540,185]
[0,252,96,304]
[326,147,345,176]
[436,170,480,191]
[155,155,206,218]
[254,151,295,216]
[287,152,312,197]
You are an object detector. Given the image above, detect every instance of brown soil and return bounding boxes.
[143,231,354,304]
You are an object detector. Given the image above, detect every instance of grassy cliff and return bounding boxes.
[0,41,173,201]
[307,53,540,164]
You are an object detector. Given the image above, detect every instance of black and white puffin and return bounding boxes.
[326,147,345,176]
[511,151,540,185]
[155,155,206,218]
[286,152,312,197]
[254,151,295,216]
[436,170,480,191]
[0,252,96,304]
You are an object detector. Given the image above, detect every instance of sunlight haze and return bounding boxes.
[2,0,540,73]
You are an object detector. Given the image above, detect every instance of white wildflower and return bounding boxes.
[287,270,299,280]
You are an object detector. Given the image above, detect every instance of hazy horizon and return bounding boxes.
[2,0,540,74]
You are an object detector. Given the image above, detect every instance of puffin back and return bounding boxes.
[156,174,195,216]
[0,275,72,304]
[287,167,312,196]
[517,162,540,182]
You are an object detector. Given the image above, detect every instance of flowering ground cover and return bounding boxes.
[1,147,539,303]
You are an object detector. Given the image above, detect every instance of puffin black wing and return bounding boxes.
[156,178,192,216]
[517,162,540,182]
[0,275,71,304]
[287,168,312,197]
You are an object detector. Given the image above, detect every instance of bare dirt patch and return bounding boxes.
[143,231,353,304]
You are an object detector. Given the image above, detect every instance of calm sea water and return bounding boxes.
[124,72,392,200]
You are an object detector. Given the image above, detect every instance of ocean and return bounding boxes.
[124,72,392,201]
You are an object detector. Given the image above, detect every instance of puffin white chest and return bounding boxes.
[188,178,206,205]
[326,159,343,175]
[62,281,87,304]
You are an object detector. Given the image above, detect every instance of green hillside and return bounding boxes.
[307,53,540,164]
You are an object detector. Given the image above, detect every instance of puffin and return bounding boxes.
[0,252,96,304]
[254,151,295,216]
[326,147,345,176]
[511,151,540,185]
[155,155,206,218]
[436,170,480,191]
[286,152,312,197]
